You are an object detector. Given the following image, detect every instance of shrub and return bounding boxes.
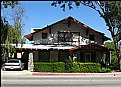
[53,62,65,73]
[72,62,80,73]
[34,62,111,73]
[99,68,111,73]
[34,62,53,72]
[78,63,101,73]
[65,60,73,73]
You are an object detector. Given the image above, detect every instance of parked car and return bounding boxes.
[4,59,24,71]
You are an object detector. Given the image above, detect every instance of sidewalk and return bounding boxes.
[1,70,121,77]
[1,70,32,76]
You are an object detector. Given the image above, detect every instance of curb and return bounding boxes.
[32,72,121,77]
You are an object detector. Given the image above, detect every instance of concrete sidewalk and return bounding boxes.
[1,70,32,76]
[1,70,121,77]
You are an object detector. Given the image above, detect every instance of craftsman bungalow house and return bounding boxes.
[22,16,112,66]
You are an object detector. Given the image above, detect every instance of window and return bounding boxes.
[73,33,80,39]
[42,33,48,39]
[91,52,96,62]
[65,33,73,41]
[89,35,95,41]
[39,51,49,62]
[58,50,69,62]
[8,60,19,63]
[58,32,80,42]
[85,53,91,62]
[58,33,65,42]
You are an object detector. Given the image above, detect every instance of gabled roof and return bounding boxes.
[24,16,110,41]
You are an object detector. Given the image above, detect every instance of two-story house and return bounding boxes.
[17,16,113,70]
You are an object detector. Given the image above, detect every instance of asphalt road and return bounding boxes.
[1,76,121,87]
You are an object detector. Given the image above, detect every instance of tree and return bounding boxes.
[2,24,21,59]
[104,42,117,68]
[1,1,19,44]
[1,1,19,8]
[51,1,121,69]
[1,1,26,60]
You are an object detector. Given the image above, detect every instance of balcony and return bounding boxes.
[33,39,99,46]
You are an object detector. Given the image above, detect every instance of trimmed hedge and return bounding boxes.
[72,62,101,73]
[34,62,111,73]
[65,61,73,73]
[99,68,111,73]
[77,63,101,73]
[53,62,65,73]
[34,62,53,72]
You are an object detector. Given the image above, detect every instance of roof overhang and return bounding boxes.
[24,16,110,41]
[24,33,33,41]
[70,43,114,52]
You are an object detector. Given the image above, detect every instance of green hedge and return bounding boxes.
[65,62,73,73]
[99,68,111,73]
[34,62,111,73]
[53,62,65,72]
[72,62,101,73]
[34,62,53,72]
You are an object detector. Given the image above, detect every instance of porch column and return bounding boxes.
[14,52,17,58]
[28,51,34,71]
[69,51,73,61]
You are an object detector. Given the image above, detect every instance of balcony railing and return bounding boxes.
[33,39,99,46]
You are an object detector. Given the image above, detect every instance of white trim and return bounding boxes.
[15,44,74,50]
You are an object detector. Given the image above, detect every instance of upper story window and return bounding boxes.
[58,32,80,42]
[42,33,48,39]
[65,33,73,41]
[89,35,95,41]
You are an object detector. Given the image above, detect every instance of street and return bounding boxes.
[1,75,121,87]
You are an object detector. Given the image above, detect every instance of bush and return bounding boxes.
[72,62,80,73]
[34,62,111,73]
[78,63,101,73]
[34,62,53,72]
[65,60,73,73]
[53,62,65,72]
[99,68,111,73]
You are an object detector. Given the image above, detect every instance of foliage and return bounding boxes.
[2,24,25,58]
[104,42,117,66]
[34,62,111,73]
[1,1,19,8]
[51,1,121,69]
[53,62,65,72]
[1,19,8,44]
[78,63,101,73]
[99,68,111,73]
[72,62,80,73]
[34,62,53,72]
[1,1,26,59]
[65,60,73,73]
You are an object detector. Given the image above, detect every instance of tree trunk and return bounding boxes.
[112,36,121,70]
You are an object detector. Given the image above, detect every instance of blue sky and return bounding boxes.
[21,1,111,43]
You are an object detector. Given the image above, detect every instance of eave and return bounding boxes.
[24,16,110,41]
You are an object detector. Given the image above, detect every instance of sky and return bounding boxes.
[17,1,112,43]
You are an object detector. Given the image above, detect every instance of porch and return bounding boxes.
[14,43,113,71]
